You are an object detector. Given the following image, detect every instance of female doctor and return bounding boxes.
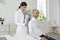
[15,2,37,40]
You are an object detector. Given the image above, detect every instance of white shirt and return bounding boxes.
[28,17,45,40]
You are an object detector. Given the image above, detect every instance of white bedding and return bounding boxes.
[0,35,38,40]
[0,35,14,40]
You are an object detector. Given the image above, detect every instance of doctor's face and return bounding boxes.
[20,6,27,11]
[33,10,39,18]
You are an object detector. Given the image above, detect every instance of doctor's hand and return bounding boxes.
[25,22,28,26]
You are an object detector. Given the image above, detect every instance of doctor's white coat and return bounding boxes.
[15,9,37,40]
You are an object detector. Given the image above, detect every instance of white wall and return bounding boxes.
[59,0,60,33]
[49,0,60,33]
[49,0,59,26]
[0,0,18,24]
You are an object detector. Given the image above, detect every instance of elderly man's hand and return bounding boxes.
[40,37,48,40]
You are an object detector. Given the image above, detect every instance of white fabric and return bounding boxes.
[15,9,37,40]
[15,9,25,26]
[28,17,45,40]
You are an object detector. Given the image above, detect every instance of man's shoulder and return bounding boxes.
[29,19,34,24]
[29,18,35,22]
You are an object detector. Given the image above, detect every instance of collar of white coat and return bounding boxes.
[18,9,22,13]
[18,9,23,12]
[31,17,38,21]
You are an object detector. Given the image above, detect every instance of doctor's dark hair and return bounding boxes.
[18,2,27,9]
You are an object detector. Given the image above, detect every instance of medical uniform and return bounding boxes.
[15,9,37,40]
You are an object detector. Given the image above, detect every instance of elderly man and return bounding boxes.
[28,9,56,40]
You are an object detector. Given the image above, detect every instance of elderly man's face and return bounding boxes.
[33,10,39,18]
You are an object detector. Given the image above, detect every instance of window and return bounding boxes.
[37,0,46,21]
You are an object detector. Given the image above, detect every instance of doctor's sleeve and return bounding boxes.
[15,12,25,26]
[28,22,41,40]
[15,12,20,26]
